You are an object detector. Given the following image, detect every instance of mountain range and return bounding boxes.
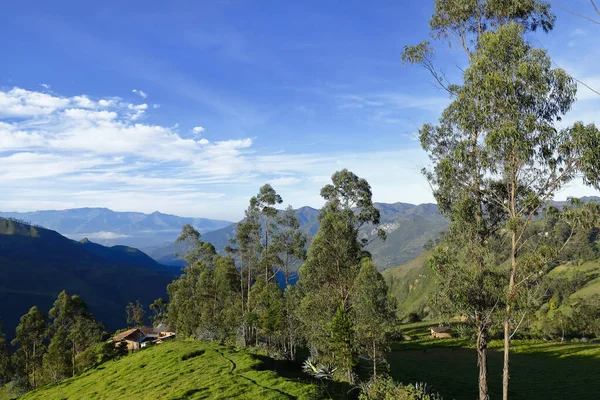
[0,217,180,342]
[0,208,233,249]
[149,202,448,270]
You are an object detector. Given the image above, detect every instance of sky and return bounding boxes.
[0,0,599,221]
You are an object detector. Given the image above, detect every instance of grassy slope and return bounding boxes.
[547,260,600,299]
[382,252,436,319]
[389,322,600,400]
[384,255,600,321]
[19,341,320,400]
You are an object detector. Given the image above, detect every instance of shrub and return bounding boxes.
[359,376,443,400]
[407,312,421,323]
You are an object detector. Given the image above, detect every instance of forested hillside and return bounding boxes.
[0,218,179,341]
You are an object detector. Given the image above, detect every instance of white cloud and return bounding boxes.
[193,126,205,134]
[0,88,70,117]
[80,231,132,240]
[571,28,587,37]
[132,89,148,99]
[1,86,596,220]
[40,83,51,89]
[126,103,148,120]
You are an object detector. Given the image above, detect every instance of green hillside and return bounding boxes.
[15,341,321,400]
[383,252,437,320]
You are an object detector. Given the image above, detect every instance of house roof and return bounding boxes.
[431,326,452,334]
[114,328,144,342]
[154,323,173,332]
[140,327,157,335]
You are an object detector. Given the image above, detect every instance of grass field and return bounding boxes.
[388,322,600,400]
[14,341,322,400]
[3,326,599,400]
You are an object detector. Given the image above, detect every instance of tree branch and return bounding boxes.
[556,1,600,24]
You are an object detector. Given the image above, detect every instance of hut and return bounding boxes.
[430,326,453,339]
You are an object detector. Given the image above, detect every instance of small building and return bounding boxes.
[154,323,176,338]
[430,326,453,339]
[113,328,145,350]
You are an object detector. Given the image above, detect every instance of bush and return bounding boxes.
[75,341,127,373]
[359,376,443,400]
[407,312,422,323]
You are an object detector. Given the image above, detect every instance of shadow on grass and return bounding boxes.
[252,354,357,400]
[388,340,600,400]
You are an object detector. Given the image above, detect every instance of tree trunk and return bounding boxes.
[503,315,510,400]
[372,341,377,380]
[503,233,517,400]
[477,325,489,400]
[72,338,76,377]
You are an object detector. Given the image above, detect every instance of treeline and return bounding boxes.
[166,170,398,383]
[0,291,124,394]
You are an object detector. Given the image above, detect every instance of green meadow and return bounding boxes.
[388,322,600,400]
[11,341,321,400]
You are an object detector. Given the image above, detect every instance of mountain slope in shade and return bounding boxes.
[0,218,180,342]
[150,202,448,270]
[0,208,233,249]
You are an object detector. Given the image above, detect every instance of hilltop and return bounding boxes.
[14,341,321,400]
[0,218,179,341]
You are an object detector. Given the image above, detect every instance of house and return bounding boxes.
[430,326,453,339]
[113,328,145,350]
[154,323,176,338]
[114,325,176,350]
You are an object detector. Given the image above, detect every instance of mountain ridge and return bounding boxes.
[0,208,233,249]
[0,217,180,342]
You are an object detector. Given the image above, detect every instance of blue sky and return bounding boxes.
[0,0,598,220]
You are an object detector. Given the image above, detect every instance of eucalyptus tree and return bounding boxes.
[403,2,600,398]
[299,169,385,382]
[48,291,103,377]
[12,306,47,389]
[149,298,168,325]
[255,184,283,282]
[273,205,308,287]
[169,224,242,342]
[352,259,397,379]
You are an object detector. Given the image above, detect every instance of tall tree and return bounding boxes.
[255,184,283,282]
[12,306,47,389]
[231,193,262,345]
[299,169,384,382]
[273,205,308,286]
[48,291,103,377]
[126,300,146,328]
[149,298,168,325]
[42,327,71,384]
[352,259,396,379]
[401,2,599,398]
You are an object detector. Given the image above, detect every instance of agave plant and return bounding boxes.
[414,381,435,395]
[302,357,337,380]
